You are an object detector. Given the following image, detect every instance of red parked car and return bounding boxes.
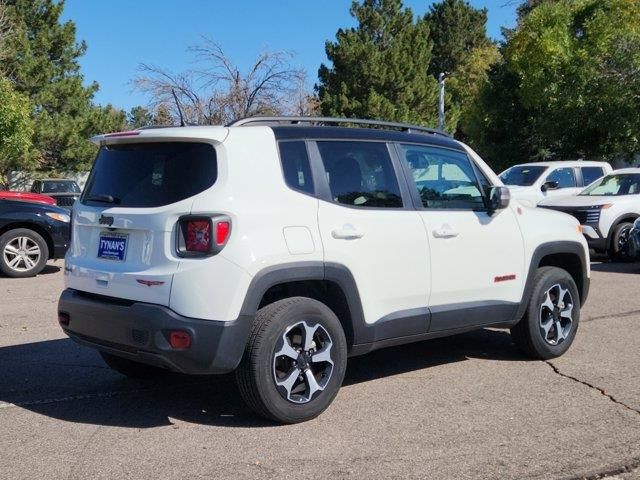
[0,184,56,205]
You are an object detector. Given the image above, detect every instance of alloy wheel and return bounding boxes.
[272,321,334,404]
[539,283,574,346]
[3,236,41,273]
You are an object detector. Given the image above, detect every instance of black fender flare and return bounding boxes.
[238,261,368,347]
[514,241,590,322]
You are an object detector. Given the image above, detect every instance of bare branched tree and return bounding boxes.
[133,37,307,125]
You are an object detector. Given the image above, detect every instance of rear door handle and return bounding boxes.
[432,225,459,238]
[332,225,365,240]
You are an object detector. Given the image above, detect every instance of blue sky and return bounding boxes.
[61,1,518,112]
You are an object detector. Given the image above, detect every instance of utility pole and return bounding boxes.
[438,72,446,131]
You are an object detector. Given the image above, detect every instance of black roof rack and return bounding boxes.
[227,116,451,138]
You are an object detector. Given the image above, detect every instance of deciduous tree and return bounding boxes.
[133,37,307,125]
[0,77,34,184]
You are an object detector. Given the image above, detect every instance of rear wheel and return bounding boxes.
[236,297,347,424]
[100,352,168,379]
[609,222,634,262]
[0,228,49,278]
[511,266,580,359]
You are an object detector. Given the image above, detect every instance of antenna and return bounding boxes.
[171,88,186,127]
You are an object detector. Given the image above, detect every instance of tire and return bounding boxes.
[0,228,49,278]
[511,266,580,360]
[236,297,347,424]
[100,352,168,379]
[609,222,634,262]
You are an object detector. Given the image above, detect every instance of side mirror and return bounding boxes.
[541,180,559,192]
[486,186,510,212]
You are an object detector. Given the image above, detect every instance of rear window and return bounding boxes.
[82,142,217,208]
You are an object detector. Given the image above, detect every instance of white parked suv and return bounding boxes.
[58,117,590,423]
[539,168,640,261]
[499,161,612,206]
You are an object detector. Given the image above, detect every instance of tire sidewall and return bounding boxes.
[0,228,49,278]
[525,268,580,359]
[253,299,347,423]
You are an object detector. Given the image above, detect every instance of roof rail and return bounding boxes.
[227,116,451,138]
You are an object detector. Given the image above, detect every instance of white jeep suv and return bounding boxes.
[539,168,640,261]
[499,161,612,206]
[58,117,590,423]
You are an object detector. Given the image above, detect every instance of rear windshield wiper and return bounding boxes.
[86,194,120,204]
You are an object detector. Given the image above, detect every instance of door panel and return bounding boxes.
[397,143,525,324]
[313,140,430,324]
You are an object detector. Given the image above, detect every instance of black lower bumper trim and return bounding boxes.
[58,289,252,374]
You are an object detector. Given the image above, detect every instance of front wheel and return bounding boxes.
[236,297,347,424]
[609,222,634,262]
[511,266,580,359]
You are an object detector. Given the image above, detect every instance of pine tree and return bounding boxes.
[3,0,125,172]
[317,0,444,128]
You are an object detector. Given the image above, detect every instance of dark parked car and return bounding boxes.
[0,199,71,277]
[31,179,82,209]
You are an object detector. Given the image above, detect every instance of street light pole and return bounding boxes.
[438,72,446,131]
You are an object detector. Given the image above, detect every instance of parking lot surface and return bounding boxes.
[1,261,639,480]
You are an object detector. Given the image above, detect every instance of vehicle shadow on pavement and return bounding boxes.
[0,329,522,428]
[590,261,640,274]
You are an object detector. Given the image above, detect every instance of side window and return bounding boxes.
[581,167,604,186]
[278,141,314,195]
[317,141,403,208]
[399,144,485,209]
[546,168,577,188]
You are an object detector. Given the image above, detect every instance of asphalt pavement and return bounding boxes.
[0,260,639,480]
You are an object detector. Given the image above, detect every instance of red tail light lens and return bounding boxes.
[169,331,191,349]
[177,215,231,257]
[186,220,211,252]
[216,221,230,246]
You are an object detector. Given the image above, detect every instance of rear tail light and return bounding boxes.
[177,215,231,257]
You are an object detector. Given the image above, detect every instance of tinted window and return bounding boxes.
[400,144,485,209]
[82,142,217,208]
[499,166,547,186]
[581,167,605,186]
[546,168,576,188]
[279,141,314,194]
[317,141,402,208]
[581,174,640,196]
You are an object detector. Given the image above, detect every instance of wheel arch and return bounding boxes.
[240,262,365,351]
[606,213,639,247]
[0,222,53,259]
[515,241,590,322]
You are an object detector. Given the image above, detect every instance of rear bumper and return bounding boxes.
[58,289,252,374]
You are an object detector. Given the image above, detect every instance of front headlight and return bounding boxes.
[46,212,71,223]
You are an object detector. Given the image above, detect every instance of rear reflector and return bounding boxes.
[169,331,191,349]
[58,312,70,327]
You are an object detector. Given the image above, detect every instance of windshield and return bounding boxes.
[82,142,217,208]
[42,180,81,194]
[580,173,640,196]
[499,166,547,186]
